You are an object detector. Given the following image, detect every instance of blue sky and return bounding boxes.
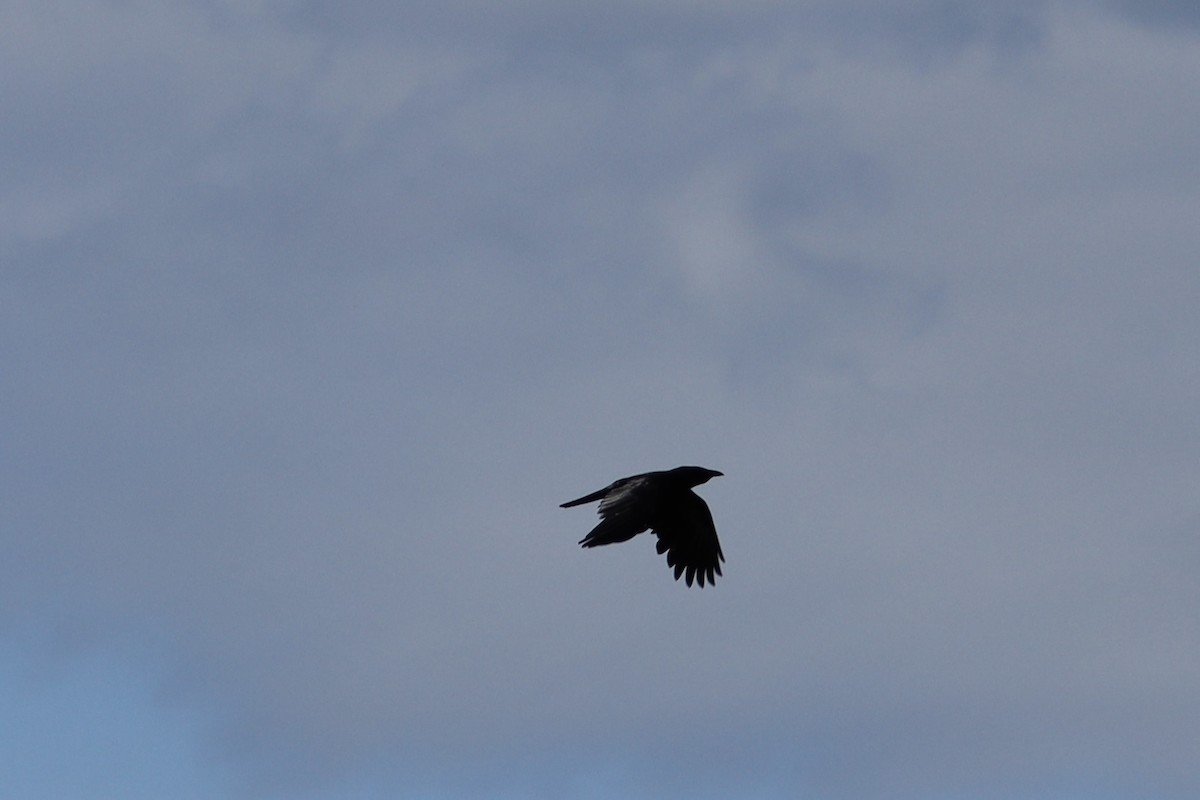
[3,1,1199,798]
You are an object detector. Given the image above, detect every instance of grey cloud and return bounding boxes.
[1110,0,1200,28]
[3,1,1199,799]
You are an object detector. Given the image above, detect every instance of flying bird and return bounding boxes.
[560,466,725,587]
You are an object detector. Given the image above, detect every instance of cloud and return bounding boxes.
[3,2,1199,798]
[1110,0,1200,29]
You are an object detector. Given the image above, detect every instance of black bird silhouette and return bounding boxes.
[561,466,725,587]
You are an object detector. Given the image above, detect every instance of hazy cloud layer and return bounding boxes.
[3,2,1199,798]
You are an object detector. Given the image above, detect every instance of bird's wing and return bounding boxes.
[651,490,725,587]
[596,476,650,518]
[577,476,654,547]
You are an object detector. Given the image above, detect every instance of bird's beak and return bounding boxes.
[711,470,724,477]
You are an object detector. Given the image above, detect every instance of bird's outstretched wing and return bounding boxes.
[573,475,654,548]
[651,490,724,588]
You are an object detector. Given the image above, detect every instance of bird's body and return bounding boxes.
[561,466,725,587]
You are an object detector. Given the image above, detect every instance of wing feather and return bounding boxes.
[577,476,654,548]
[650,490,724,587]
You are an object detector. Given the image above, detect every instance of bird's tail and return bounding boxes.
[559,488,608,508]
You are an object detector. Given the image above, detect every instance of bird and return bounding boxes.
[560,465,725,587]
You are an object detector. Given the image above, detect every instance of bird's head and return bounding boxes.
[673,465,723,487]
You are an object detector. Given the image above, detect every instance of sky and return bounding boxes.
[3,1,1199,798]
